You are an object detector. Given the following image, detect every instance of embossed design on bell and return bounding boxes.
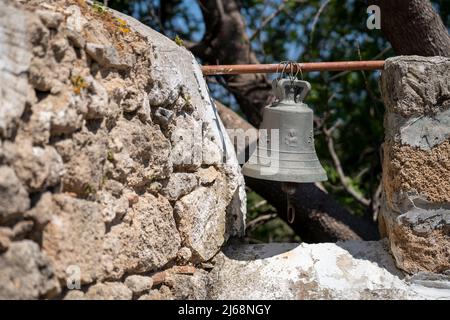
[242,78,327,183]
[285,129,298,147]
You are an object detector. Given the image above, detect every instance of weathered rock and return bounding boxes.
[3,139,65,192]
[0,240,60,299]
[28,9,50,58]
[0,1,32,138]
[65,5,88,33]
[85,76,109,119]
[37,9,64,29]
[85,282,132,300]
[97,191,129,223]
[153,107,174,126]
[85,43,134,71]
[66,29,85,49]
[170,270,209,300]
[42,194,105,284]
[101,193,181,279]
[0,228,13,252]
[124,275,154,294]
[202,124,223,165]
[174,177,231,261]
[208,242,450,300]
[138,285,173,300]
[28,57,59,92]
[0,166,30,223]
[106,118,172,188]
[197,166,219,186]
[137,93,152,123]
[24,192,54,229]
[383,141,450,206]
[170,115,203,170]
[176,247,192,262]
[162,173,198,201]
[12,220,34,240]
[115,87,145,113]
[64,290,85,300]
[380,56,450,274]
[0,221,34,253]
[115,6,246,257]
[28,91,84,140]
[381,56,450,117]
[55,129,108,196]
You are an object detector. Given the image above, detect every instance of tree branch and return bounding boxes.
[309,0,330,45]
[246,212,278,231]
[368,0,450,57]
[371,181,382,221]
[323,123,371,207]
[250,0,288,41]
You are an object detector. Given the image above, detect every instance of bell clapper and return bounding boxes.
[287,198,295,224]
[282,182,297,224]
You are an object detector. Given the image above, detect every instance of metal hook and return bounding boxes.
[298,63,304,80]
[281,61,289,80]
[288,63,294,83]
[276,61,291,82]
[275,63,281,81]
[287,197,295,224]
[276,61,284,81]
[294,63,302,80]
[275,61,304,95]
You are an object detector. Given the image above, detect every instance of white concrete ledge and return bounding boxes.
[208,241,450,300]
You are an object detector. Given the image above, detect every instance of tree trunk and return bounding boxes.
[246,177,379,242]
[370,0,450,57]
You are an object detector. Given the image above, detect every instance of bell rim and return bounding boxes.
[242,163,328,183]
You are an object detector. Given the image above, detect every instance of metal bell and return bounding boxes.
[242,78,327,183]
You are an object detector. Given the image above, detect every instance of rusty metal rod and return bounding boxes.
[201,60,385,75]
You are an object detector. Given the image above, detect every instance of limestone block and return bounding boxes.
[174,177,231,261]
[85,43,134,70]
[0,1,32,138]
[161,173,198,201]
[124,275,154,294]
[85,282,132,300]
[101,193,181,280]
[3,139,65,192]
[0,166,30,223]
[0,241,60,299]
[380,56,450,273]
[42,194,105,284]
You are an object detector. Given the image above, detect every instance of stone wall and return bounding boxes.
[379,56,450,274]
[0,0,245,299]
